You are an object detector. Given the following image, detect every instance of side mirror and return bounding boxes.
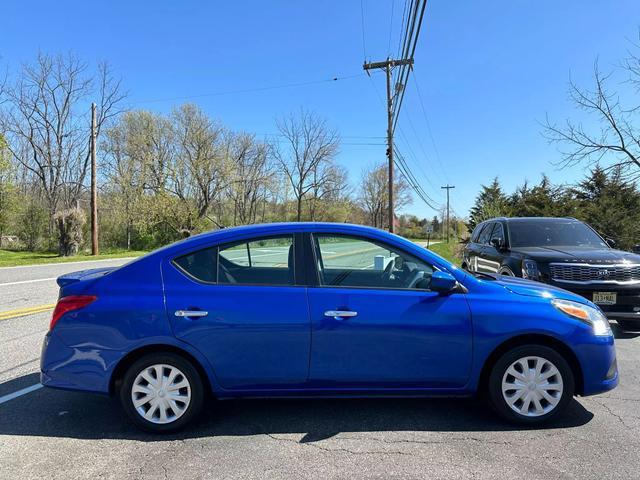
[490,237,504,250]
[633,244,640,254]
[606,238,616,248]
[430,271,458,293]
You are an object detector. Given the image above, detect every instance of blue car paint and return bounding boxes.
[41,222,618,400]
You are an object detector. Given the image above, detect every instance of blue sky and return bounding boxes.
[2,1,640,219]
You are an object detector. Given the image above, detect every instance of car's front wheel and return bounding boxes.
[488,345,574,424]
[119,352,204,432]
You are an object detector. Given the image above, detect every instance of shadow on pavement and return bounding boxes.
[612,322,640,340]
[0,373,594,442]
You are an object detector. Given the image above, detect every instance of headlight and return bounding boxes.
[552,299,612,336]
[522,259,540,280]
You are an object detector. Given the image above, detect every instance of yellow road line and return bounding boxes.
[0,303,55,321]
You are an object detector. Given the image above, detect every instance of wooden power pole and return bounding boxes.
[441,184,455,243]
[90,102,99,256]
[363,57,413,234]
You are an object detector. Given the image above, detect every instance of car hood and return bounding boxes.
[56,267,117,287]
[510,246,640,264]
[486,273,592,305]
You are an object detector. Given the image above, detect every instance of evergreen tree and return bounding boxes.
[468,178,511,231]
[573,166,640,250]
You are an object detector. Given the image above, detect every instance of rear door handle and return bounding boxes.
[175,310,209,318]
[324,310,358,320]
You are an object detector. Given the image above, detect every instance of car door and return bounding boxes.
[483,222,506,273]
[465,223,486,272]
[306,233,472,389]
[475,222,500,273]
[162,233,311,390]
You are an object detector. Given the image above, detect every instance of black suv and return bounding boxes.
[463,217,640,330]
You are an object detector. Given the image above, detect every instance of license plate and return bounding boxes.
[593,292,617,305]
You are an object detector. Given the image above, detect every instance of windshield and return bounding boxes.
[508,220,607,248]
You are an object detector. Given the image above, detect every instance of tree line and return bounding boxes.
[0,53,423,255]
[468,167,640,250]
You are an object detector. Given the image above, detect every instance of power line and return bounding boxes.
[129,73,367,106]
[360,0,367,60]
[394,146,440,211]
[411,71,449,182]
[388,0,396,55]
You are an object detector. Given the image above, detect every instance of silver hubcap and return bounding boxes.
[131,364,191,424]
[501,356,563,417]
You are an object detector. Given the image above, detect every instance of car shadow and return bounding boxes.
[0,373,594,442]
[612,322,640,339]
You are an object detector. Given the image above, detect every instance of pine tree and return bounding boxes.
[468,178,511,231]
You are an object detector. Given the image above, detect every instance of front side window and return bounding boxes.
[313,234,434,290]
[477,223,494,245]
[489,223,505,244]
[174,235,295,285]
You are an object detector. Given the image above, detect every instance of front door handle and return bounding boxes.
[175,310,209,318]
[324,310,358,320]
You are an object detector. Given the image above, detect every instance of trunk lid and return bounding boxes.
[56,267,117,287]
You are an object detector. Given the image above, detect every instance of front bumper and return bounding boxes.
[574,334,618,396]
[545,282,640,320]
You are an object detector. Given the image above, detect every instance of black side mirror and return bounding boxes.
[490,238,504,250]
[606,238,616,248]
[633,244,640,254]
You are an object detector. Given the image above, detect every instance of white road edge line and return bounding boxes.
[0,277,57,287]
[0,383,43,405]
[0,257,136,271]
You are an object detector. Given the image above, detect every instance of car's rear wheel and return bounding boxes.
[119,353,204,432]
[488,345,574,424]
[616,319,640,331]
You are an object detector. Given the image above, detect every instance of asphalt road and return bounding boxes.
[1,258,640,479]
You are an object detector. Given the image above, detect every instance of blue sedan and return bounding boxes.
[40,223,618,432]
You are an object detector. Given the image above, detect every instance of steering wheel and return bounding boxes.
[382,260,395,282]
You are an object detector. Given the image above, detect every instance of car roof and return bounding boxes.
[142,222,400,258]
[482,217,579,223]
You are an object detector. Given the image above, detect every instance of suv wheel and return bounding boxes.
[488,345,574,424]
[119,352,204,432]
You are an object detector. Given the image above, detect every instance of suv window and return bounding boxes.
[174,235,295,285]
[313,234,434,290]
[477,222,494,245]
[489,223,505,244]
[471,224,485,243]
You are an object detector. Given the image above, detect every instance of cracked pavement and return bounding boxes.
[1,262,639,479]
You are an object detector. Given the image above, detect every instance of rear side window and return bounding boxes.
[173,235,295,285]
[173,247,217,283]
[477,223,494,245]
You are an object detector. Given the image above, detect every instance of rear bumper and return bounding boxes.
[40,331,123,394]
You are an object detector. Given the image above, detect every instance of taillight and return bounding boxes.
[50,295,97,330]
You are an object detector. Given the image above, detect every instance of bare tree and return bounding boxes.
[167,104,228,234]
[359,162,411,228]
[272,110,340,221]
[226,132,274,225]
[0,53,125,250]
[544,57,640,181]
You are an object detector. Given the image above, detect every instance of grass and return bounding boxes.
[424,241,462,265]
[0,248,148,267]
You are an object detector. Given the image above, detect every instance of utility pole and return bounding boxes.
[90,102,99,256]
[441,184,455,243]
[363,57,413,234]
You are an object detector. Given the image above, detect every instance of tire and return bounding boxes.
[499,267,514,276]
[119,352,204,433]
[487,345,574,425]
[616,319,640,332]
